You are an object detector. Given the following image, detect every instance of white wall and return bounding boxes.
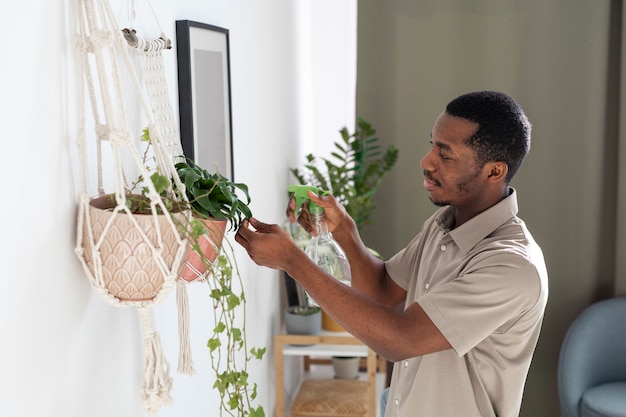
[0,1,355,416]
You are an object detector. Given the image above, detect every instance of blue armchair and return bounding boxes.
[558,297,626,417]
[380,386,389,416]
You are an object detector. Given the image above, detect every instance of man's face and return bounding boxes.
[420,112,489,208]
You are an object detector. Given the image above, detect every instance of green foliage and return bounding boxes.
[289,305,321,316]
[138,128,264,417]
[205,250,266,417]
[175,158,252,231]
[290,117,398,232]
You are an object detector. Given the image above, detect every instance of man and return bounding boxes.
[236,91,548,416]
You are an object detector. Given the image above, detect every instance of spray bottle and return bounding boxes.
[288,185,352,288]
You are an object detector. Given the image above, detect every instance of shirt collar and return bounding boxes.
[436,188,519,254]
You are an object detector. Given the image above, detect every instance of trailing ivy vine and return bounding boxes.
[205,244,266,417]
[135,128,266,417]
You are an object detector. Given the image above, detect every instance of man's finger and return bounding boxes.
[249,217,273,232]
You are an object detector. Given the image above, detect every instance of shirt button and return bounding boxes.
[404,361,409,368]
[395,399,399,407]
[440,244,447,251]
[425,282,430,290]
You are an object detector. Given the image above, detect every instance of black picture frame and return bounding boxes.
[283,272,301,307]
[176,20,234,180]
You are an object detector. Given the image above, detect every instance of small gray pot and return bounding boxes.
[284,306,322,335]
[332,356,360,379]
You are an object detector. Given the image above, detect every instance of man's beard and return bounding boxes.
[430,197,450,207]
[426,165,482,207]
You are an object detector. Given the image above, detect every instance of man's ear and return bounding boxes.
[486,162,508,182]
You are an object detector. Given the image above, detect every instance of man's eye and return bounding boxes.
[430,141,449,160]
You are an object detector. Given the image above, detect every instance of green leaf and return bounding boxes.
[175,157,253,230]
[207,337,221,352]
[141,127,151,142]
[228,393,242,410]
[150,172,170,195]
[214,322,226,333]
[250,406,266,417]
[227,294,241,310]
[232,327,242,342]
[251,347,267,360]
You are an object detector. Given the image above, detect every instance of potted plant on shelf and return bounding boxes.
[290,117,398,326]
[282,222,322,336]
[289,117,398,378]
[290,116,399,234]
[284,281,322,336]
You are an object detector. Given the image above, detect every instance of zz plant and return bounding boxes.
[290,117,398,233]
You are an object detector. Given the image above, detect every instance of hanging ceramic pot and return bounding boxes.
[179,217,228,282]
[81,193,189,302]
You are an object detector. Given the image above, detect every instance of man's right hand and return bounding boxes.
[286,190,351,237]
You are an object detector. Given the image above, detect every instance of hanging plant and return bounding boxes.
[72,5,262,411]
[205,250,266,417]
[141,128,266,417]
[175,158,252,230]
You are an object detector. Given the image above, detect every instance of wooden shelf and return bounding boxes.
[275,332,383,417]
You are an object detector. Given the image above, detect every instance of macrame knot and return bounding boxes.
[95,124,110,141]
[108,129,132,146]
[142,188,161,204]
[140,308,156,337]
[138,307,173,413]
[75,35,94,54]
[90,29,114,50]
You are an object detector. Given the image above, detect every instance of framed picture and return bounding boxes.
[176,20,234,180]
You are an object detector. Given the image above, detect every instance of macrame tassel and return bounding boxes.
[176,280,195,375]
[139,307,173,413]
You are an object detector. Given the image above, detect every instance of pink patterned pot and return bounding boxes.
[82,194,189,301]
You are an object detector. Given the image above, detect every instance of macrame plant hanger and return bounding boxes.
[120,6,203,378]
[121,2,202,378]
[73,0,196,411]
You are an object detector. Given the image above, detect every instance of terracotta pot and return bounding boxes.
[179,217,228,282]
[81,194,189,302]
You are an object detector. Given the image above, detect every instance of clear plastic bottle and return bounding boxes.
[304,203,352,287]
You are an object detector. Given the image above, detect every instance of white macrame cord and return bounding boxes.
[73,0,192,411]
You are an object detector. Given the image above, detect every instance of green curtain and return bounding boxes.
[356,1,625,416]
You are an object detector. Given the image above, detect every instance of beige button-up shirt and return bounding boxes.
[384,189,548,417]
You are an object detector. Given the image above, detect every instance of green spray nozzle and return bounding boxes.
[288,185,329,215]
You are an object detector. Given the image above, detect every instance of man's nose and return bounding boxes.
[420,148,435,171]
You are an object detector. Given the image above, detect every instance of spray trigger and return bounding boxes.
[288,185,329,215]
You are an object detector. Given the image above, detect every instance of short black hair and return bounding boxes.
[446,91,531,183]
